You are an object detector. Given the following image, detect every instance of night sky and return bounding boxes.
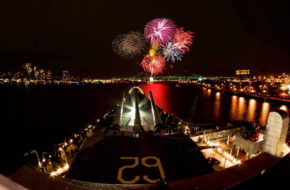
[0,0,290,77]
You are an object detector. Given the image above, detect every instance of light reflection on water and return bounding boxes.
[214,92,221,122]
[140,83,172,113]
[246,99,257,122]
[260,102,270,126]
[228,96,272,126]
[230,95,238,121]
[228,97,271,126]
[217,93,273,126]
[237,97,246,121]
[206,89,212,97]
[140,84,289,126]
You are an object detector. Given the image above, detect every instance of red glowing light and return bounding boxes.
[140,54,166,75]
[141,83,172,113]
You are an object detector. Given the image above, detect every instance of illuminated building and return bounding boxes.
[62,70,70,81]
[236,69,250,76]
[39,69,46,80]
[34,69,40,80]
[23,63,33,77]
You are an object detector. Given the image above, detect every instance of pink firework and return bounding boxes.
[140,54,166,75]
[173,28,194,53]
[144,18,176,45]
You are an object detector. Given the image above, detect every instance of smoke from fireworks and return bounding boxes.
[112,31,146,58]
[140,54,165,75]
[144,18,176,45]
[173,28,194,53]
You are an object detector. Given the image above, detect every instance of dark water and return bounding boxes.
[141,84,289,126]
[0,83,289,175]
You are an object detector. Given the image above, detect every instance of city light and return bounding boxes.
[283,144,290,156]
[128,106,136,121]
[279,105,288,112]
[50,163,70,177]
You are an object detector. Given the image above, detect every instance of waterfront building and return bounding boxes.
[236,69,250,76]
[62,70,70,81]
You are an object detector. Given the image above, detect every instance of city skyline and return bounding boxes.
[0,0,290,77]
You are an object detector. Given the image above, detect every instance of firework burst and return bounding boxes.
[161,28,193,62]
[140,54,165,75]
[161,42,183,62]
[112,31,146,58]
[144,18,176,45]
[112,18,194,73]
[173,28,194,53]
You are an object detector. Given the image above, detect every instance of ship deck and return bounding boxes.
[66,133,213,184]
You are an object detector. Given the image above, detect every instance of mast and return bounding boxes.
[119,92,125,126]
[149,91,162,126]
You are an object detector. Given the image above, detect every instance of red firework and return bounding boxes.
[140,55,165,75]
[173,28,194,53]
